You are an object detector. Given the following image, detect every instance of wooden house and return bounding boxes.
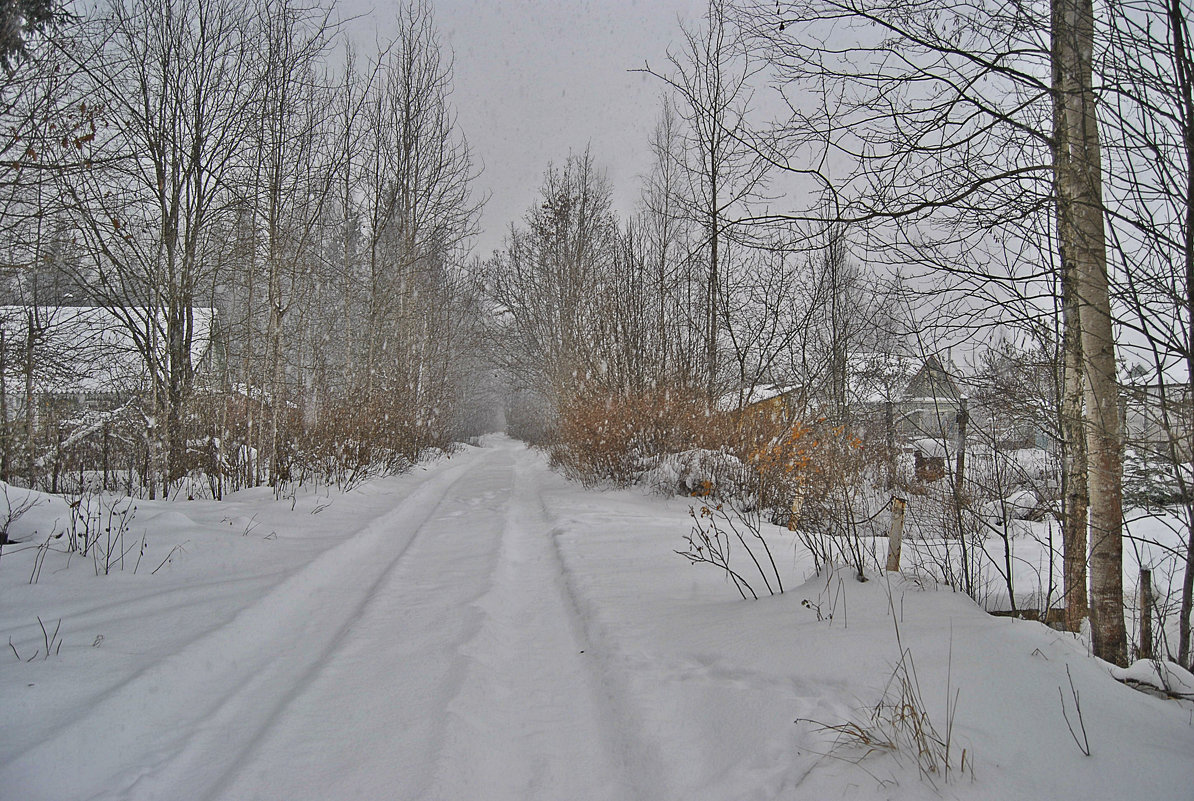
[0,306,224,418]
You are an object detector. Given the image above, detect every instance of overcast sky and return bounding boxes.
[343,0,709,257]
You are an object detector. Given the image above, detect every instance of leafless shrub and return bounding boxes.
[677,498,783,600]
[0,483,40,546]
[8,616,64,662]
[1059,664,1091,756]
[63,488,139,575]
[549,383,718,487]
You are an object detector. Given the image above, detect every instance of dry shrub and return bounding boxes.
[549,385,889,562]
[291,395,451,488]
[802,603,970,789]
[548,383,724,485]
[742,419,817,515]
[186,389,453,493]
[743,417,881,521]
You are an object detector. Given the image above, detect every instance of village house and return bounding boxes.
[720,353,966,444]
[0,306,224,418]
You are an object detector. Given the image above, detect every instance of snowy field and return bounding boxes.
[1,436,1191,800]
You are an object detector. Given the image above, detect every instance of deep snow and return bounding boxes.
[1,436,1191,800]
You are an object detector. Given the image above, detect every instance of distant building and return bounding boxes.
[719,354,966,441]
[894,355,965,440]
[717,383,801,419]
[0,306,223,417]
[1121,379,1193,462]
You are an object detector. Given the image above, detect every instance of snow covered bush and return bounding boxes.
[637,448,749,499]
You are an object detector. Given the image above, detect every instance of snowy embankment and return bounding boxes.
[0,436,1190,800]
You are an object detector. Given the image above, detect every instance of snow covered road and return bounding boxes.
[3,440,638,800]
[3,436,1193,800]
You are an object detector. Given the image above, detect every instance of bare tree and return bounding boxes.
[244,0,339,485]
[642,0,768,402]
[1101,0,1194,666]
[56,0,262,495]
[726,0,1132,661]
[484,150,618,415]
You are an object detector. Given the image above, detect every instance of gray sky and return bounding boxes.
[344,0,709,257]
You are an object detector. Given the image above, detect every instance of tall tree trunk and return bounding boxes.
[24,311,37,490]
[147,318,159,500]
[1053,0,1127,665]
[1165,0,1194,670]
[707,191,719,405]
[1,328,9,486]
[1060,285,1089,632]
[1054,41,1090,632]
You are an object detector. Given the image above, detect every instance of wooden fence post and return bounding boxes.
[788,487,805,531]
[886,496,907,572]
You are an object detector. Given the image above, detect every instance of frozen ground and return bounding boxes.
[0,436,1191,800]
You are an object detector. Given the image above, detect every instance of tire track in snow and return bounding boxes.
[0,451,487,801]
[530,466,672,801]
[199,447,520,800]
[422,448,650,801]
[2,572,285,644]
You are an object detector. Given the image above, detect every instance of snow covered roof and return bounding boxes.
[849,352,963,404]
[903,355,962,401]
[0,306,218,396]
[910,437,950,458]
[717,355,962,414]
[717,383,797,413]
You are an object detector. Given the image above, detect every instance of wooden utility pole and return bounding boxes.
[1139,568,1154,660]
[954,397,969,491]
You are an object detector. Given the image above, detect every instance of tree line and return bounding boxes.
[484,0,1193,670]
[0,0,487,498]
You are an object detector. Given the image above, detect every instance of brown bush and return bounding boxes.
[548,383,725,485]
[546,382,890,544]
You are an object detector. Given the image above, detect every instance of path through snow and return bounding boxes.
[3,439,637,800]
[2,437,1192,800]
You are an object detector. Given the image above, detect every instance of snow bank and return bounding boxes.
[636,448,748,498]
[1111,659,1194,700]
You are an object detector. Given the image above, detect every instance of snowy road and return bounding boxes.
[3,437,1193,801]
[3,440,640,800]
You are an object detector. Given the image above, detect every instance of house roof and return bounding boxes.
[717,383,799,413]
[719,355,963,414]
[0,306,217,396]
[903,355,963,402]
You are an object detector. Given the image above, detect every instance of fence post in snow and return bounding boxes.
[886,497,906,572]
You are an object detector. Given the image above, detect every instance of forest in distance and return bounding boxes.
[0,0,1192,676]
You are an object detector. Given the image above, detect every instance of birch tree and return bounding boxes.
[1053,0,1125,665]
[643,0,767,402]
[731,0,1130,660]
[58,0,261,494]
